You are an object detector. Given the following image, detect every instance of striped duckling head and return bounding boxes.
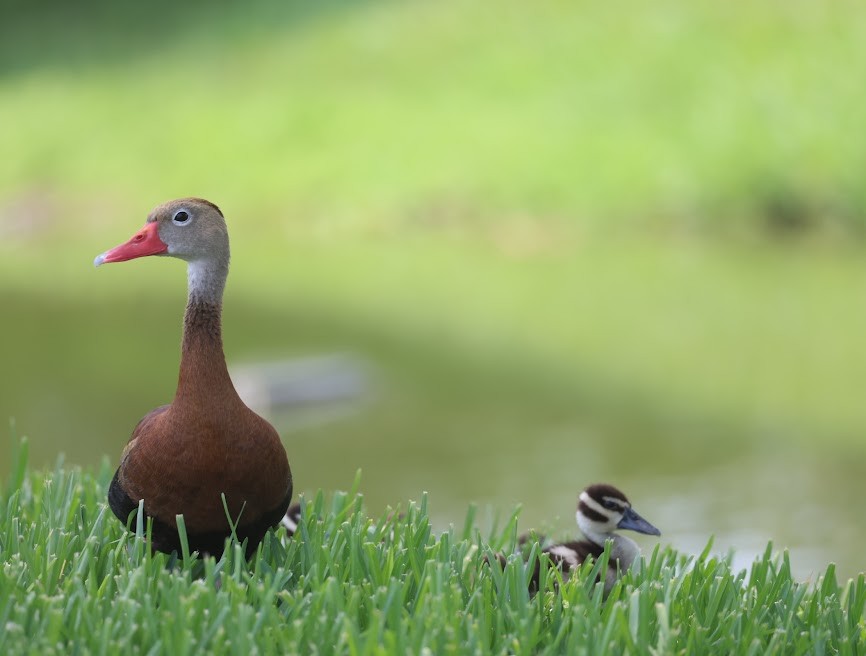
[577,483,661,546]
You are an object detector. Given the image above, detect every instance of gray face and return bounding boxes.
[149,198,229,263]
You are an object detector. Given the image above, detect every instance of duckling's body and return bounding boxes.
[96,198,292,557]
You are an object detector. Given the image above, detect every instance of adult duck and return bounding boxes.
[95,198,292,557]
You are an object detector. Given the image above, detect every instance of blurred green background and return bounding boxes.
[1,0,865,578]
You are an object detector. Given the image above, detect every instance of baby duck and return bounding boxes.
[529,483,661,593]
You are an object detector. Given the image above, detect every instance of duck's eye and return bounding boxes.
[603,499,622,511]
[172,210,190,225]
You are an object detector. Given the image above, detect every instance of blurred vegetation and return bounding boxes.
[1,0,865,574]
[2,0,864,236]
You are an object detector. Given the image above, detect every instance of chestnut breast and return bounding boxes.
[118,400,291,534]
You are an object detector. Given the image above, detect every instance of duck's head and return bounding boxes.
[576,483,661,541]
[94,198,228,267]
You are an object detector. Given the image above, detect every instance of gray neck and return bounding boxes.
[186,258,229,305]
[578,514,641,571]
[608,534,641,571]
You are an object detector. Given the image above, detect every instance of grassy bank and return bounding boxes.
[1,444,864,654]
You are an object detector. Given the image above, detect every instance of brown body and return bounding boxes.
[100,199,292,556]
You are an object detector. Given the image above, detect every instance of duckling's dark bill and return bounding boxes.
[616,507,661,536]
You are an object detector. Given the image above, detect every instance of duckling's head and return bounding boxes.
[576,483,661,544]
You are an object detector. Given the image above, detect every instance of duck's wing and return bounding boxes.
[528,539,604,591]
[108,405,171,525]
[543,539,603,569]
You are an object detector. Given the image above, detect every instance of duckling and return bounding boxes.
[281,502,303,536]
[528,483,660,593]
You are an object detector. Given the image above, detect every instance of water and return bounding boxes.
[644,453,866,581]
[2,291,864,581]
[265,382,866,581]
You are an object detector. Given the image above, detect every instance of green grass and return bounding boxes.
[2,444,864,655]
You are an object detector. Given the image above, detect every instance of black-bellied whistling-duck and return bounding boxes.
[493,483,660,593]
[95,198,292,557]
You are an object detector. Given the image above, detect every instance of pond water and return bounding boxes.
[278,405,866,582]
[2,291,864,581]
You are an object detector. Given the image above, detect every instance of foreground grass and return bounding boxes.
[1,449,864,654]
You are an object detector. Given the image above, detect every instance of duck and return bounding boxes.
[281,502,303,536]
[516,483,660,593]
[95,198,293,557]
